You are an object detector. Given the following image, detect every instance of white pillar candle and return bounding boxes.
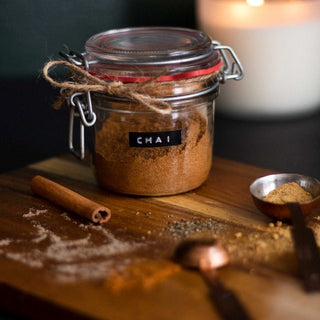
[197,0,320,118]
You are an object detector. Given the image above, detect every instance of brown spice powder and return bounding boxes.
[94,104,212,196]
[263,182,313,204]
[105,260,181,292]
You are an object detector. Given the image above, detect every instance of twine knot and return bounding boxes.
[42,60,172,114]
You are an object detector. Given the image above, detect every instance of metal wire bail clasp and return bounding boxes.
[60,50,97,159]
[212,41,244,84]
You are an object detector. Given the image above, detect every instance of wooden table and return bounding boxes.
[0,155,320,320]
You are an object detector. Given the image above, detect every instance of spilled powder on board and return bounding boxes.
[164,217,297,273]
[0,208,145,282]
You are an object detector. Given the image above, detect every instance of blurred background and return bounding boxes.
[1,0,320,178]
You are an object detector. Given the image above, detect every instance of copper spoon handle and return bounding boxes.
[201,269,251,320]
[287,202,320,291]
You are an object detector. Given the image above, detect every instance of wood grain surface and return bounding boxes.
[0,155,320,320]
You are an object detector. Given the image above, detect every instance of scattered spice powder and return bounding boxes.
[105,260,181,292]
[165,218,223,239]
[4,205,320,287]
[0,239,11,246]
[263,182,313,204]
[164,217,300,274]
[235,232,242,239]
[22,208,48,218]
[0,208,145,282]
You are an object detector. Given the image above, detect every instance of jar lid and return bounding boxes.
[85,27,222,82]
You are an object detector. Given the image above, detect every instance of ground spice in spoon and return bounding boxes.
[263,182,313,205]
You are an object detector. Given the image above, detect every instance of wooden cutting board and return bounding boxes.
[0,155,320,320]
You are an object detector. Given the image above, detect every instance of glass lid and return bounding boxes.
[85,27,219,65]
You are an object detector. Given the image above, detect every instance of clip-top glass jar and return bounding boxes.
[61,27,243,196]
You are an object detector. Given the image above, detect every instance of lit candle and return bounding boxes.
[197,0,320,118]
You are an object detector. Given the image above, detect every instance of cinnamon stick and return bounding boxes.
[30,175,111,224]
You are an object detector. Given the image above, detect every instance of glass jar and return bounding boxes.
[62,27,243,196]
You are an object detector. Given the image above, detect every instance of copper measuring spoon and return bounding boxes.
[174,239,251,320]
[250,173,320,291]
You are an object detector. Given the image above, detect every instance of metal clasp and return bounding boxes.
[60,50,96,159]
[212,41,244,83]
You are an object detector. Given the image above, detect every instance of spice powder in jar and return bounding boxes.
[84,27,223,196]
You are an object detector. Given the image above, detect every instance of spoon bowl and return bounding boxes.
[250,173,320,220]
[174,238,229,270]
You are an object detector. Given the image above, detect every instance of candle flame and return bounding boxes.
[246,0,264,7]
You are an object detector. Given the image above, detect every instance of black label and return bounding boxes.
[129,130,181,148]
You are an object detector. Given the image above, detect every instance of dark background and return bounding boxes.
[1,0,320,178]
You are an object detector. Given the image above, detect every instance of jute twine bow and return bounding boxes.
[42,60,172,114]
